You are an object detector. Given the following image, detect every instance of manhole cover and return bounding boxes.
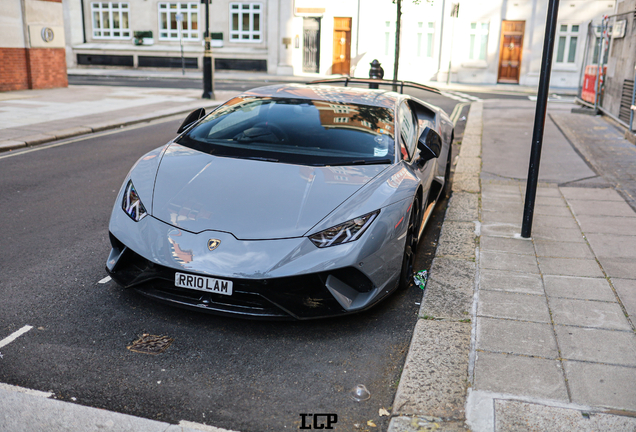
[127,334,174,355]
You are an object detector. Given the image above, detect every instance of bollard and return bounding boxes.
[369,59,384,89]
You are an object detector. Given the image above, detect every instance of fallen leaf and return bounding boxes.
[379,408,390,416]
[367,420,376,427]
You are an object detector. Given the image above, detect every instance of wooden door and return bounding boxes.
[498,21,525,84]
[332,17,352,75]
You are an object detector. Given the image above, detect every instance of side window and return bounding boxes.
[399,102,417,160]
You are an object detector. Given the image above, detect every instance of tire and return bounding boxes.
[399,197,420,289]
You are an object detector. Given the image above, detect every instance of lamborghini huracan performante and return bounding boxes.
[106,83,454,320]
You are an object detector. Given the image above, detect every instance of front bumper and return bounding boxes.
[105,196,410,319]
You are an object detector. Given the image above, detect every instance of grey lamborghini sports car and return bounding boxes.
[106,82,454,320]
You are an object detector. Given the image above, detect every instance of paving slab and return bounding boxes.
[477,291,550,323]
[392,320,471,419]
[598,258,636,279]
[479,236,535,255]
[494,399,636,432]
[452,172,480,193]
[532,215,580,229]
[0,140,26,151]
[474,352,568,401]
[479,269,544,295]
[531,227,586,243]
[534,240,595,259]
[549,298,631,330]
[560,187,625,202]
[567,199,636,217]
[481,211,522,224]
[481,200,523,213]
[612,278,636,318]
[543,275,615,301]
[537,257,605,278]
[575,214,636,235]
[480,251,539,274]
[564,361,636,411]
[555,326,636,365]
[533,204,573,217]
[585,233,636,259]
[476,317,558,358]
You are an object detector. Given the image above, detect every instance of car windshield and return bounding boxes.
[176,97,395,166]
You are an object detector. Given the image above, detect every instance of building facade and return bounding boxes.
[1,0,68,91]
[64,0,296,74]
[600,0,636,129]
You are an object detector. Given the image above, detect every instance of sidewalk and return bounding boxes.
[0,85,239,152]
[387,98,636,431]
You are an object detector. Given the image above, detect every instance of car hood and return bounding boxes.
[151,144,388,240]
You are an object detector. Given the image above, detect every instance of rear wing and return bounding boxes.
[307,77,441,95]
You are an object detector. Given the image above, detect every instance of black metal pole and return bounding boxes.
[202,0,214,99]
[521,0,560,238]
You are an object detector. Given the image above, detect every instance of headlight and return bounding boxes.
[122,180,148,222]
[309,210,380,248]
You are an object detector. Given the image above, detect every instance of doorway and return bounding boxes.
[332,17,352,75]
[497,20,525,84]
[303,17,321,73]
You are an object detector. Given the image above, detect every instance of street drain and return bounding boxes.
[127,334,174,355]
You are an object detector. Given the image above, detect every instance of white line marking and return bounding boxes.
[454,91,482,101]
[440,91,471,103]
[98,276,112,284]
[0,325,33,349]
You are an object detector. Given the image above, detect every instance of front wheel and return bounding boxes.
[399,197,420,289]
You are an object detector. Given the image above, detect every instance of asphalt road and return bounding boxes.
[0,99,467,431]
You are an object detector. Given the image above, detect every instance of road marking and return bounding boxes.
[440,91,471,103]
[0,325,33,349]
[440,90,483,103]
[98,276,112,284]
[453,91,483,102]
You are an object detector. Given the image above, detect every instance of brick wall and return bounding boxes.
[26,48,68,89]
[0,47,68,91]
[0,48,30,91]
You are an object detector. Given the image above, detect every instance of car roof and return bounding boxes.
[239,84,401,109]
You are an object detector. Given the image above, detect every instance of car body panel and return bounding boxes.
[151,143,388,239]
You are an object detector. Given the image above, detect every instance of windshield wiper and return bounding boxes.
[236,156,280,162]
[325,158,392,167]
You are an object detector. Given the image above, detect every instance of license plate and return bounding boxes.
[174,272,233,296]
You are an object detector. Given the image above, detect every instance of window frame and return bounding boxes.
[158,2,200,41]
[468,22,490,61]
[229,2,263,43]
[91,2,131,40]
[555,23,580,64]
[398,102,417,161]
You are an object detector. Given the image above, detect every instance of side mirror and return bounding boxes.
[417,127,442,164]
[177,108,206,134]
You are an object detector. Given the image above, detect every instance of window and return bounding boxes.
[399,102,416,159]
[158,3,199,40]
[385,21,392,56]
[556,24,579,63]
[91,2,130,39]
[230,3,262,42]
[468,22,489,60]
[417,22,435,58]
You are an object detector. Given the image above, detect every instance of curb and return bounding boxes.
[388,102,483,431]
[0,100,224,154]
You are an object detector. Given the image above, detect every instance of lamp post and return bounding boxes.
[202,0,214,99]
[521,0,560,238]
